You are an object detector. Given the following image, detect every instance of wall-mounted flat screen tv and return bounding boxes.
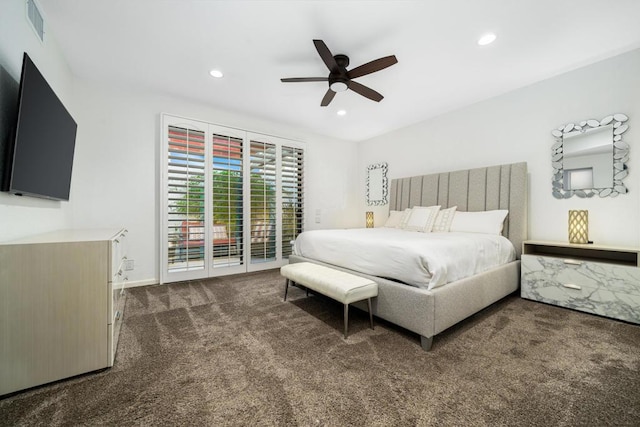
[9,52,77,201]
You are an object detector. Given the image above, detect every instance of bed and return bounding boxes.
[289,162,528,350]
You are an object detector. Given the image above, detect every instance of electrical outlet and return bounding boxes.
[123,259,135,271]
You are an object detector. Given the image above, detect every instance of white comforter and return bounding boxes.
[293,228,516,290]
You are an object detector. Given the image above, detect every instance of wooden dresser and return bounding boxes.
[0,228,128,396]
[521,240,640,324]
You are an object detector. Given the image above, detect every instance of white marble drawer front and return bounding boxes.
[521,254,640,324]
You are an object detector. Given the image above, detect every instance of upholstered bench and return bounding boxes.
[280,262,378,339]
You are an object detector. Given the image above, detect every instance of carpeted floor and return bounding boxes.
[1,268,639,426]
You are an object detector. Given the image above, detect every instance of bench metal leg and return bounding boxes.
[343,304,349,339]
[284,278,289,301]
[367,298,374,330]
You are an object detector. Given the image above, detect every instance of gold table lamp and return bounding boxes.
[568,210,589,244]
[366,211,374,228]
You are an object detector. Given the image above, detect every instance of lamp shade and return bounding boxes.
[568,210,588,244]
[366,211,374,228]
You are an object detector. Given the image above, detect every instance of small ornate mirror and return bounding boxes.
[366,162,388,206]
[552,114,629,198]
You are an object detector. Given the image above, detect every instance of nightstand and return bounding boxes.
[521,240,640,324]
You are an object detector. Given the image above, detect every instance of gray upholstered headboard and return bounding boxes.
[389,162,528,258]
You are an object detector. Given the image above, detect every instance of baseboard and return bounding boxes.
[123,269,281,289]
[123,278,158,289]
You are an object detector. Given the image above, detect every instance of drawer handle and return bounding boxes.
[563,283,582,290]
[563,259,582,266]
[114,238,120,244]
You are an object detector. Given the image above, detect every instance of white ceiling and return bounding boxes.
[38,0,640,142]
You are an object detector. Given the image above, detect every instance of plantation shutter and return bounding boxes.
[161,114,305,283]
[211,133,244,268]
[166,125,206,272]
[281,146,304,258]
[249,140,277,263]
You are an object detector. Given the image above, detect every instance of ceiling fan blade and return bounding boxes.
[348,81,384,102]
[313,39,339,72]
[281,77,328,82]
[347,55,398,79]
[320,89,336,107]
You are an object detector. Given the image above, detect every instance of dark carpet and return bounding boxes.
[1,269,639,426]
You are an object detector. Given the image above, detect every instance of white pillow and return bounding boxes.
[398,208,413,229]
[402,205,441,232]
[383,210,404,228]
[432,206,457,232]
[449,210,509,235]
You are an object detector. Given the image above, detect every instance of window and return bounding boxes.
[166,125,206,273]
[212,133,244,268]
[249,139,277,263]
[281,146,304,258]
[161,115,305,283]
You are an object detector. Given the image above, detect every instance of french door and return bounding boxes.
[160,115,304,284]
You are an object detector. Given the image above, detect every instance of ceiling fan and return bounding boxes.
[281,39,398,107]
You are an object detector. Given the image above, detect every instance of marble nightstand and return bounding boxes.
[521,240,640,324]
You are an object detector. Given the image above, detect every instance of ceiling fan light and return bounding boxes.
[477,33,497,46]
[330,81,348,92]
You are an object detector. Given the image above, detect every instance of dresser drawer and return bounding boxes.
[108,228,128,367]
[111,229,128,278]
[522,254,640,324]
[110,230,128,324]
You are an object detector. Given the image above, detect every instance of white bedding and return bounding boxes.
[293,228,516,289]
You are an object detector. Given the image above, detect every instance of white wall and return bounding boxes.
[70,80,358,285]
[0,1,358,284]
[0,0,76,241]
[358,49,640,248]
[5,0,638,284]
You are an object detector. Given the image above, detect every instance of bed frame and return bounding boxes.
[290,162,528,350]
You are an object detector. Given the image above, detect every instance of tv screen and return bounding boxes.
[9,52,77,201]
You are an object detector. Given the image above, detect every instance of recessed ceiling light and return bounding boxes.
[209,69,223,78]
[337,110,346,116]
[477,33,497,46]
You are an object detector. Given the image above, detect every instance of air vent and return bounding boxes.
[26,0,44,42]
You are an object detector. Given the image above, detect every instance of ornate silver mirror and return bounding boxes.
[552,114,629,198]
[366,162,388,206]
